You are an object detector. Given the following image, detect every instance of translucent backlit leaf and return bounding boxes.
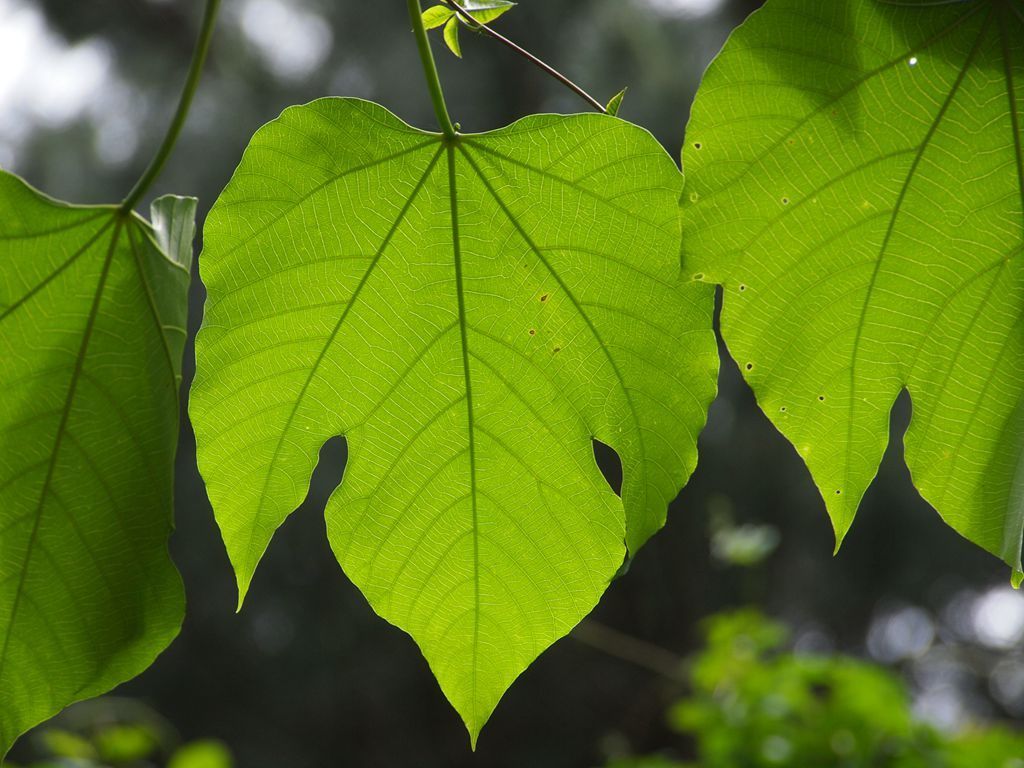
[683,0,1024,575]
[0,173,193,754]
[606,87,628,118]
[444,15,462,58]
[191,98,716,742]
[422,5,455,30]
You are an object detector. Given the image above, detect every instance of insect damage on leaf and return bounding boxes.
[191,97,717,744]
[683,0,1024,579]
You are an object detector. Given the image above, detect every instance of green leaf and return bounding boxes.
[95,723,161,763]
[606,87,628,118]
[460,0,516,25]
[443,15,462,58]
[38,729,97,760]
[429,1,514,54]
[421,5,454,30]
[683,0,1024,572]
[191,98,716,742]
[0,172,192,755]
[168,740,233,768]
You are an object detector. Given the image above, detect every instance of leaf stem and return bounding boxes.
[572,619,687,682]
[120,0,221,213]
[408,0,458,139]
[443,0,607,114]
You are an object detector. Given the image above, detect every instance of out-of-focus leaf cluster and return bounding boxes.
[4,699,231,768]
[606,611,1024,768]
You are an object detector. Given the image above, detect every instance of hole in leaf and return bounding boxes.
[693,142,702,150]
[528,328,536,336]
[306,435,347,505]
[552,346,561,354]
[539,293,549,302]
[242,435,348,610]
[818,395,825,402]
[739,284,747,292]
[781,197,790,205]
[592,439,623,497]
[745,362,753,371]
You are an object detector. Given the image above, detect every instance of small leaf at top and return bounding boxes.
[683,0,1024,576]
[0,173,193,756]
[460,0,516,25]
[191,98,717,744]
[606,87,628,117]
[422,5,454,30]
[444,15,462,57]
[461,0,516,10]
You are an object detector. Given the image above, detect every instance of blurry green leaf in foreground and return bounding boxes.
[94,723,161,763]
[191,97,716,743]
[683,0,1024,575]
[674,610,928,765]
[169,740,233,768]
[0,172,193,756]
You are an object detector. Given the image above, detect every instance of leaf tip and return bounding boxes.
[1012,569,1023,590]
[234,570,255,614]
[829,507,854,556]
[449,688,499,753]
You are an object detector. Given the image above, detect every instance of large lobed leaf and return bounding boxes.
[191,98,717,741]
[683,0,1024,574]
[0,173,193,754]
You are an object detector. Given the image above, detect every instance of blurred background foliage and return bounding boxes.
[4,697,232,768]
[1,0,1022,765]
[605,611,1024,768]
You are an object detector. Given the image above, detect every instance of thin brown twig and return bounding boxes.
[572,619,688,682]
[442,0,608,114]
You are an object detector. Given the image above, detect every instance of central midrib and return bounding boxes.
[446,141,482,723]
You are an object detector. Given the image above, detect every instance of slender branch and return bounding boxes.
[443,0,607,114]
[408,0,458,139]
[120,0,221,212]
[572,619,687,682]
